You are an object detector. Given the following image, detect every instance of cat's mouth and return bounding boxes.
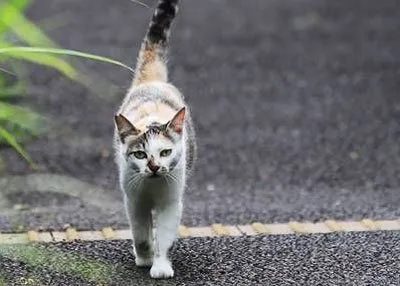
[147,173,163,179]
[144,170,167,179]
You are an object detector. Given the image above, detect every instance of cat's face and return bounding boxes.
[127,131,183,176]
[115,108,185,177]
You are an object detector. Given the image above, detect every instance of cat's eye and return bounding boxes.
[132,151,147,159]
[160,149,172,157]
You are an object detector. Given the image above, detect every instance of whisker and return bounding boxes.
[163,176,171,189]
[129,0,151,9]
[166,173,179,185]
[126,173,143,190]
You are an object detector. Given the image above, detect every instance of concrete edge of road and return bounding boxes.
[0,219,399,244]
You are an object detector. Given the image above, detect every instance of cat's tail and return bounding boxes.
[132,0,179,86]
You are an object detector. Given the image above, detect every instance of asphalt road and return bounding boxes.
[1,231,399,285]
[1,1,399,284]
[0,0,399,229]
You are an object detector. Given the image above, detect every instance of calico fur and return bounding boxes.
[113,0,195,279]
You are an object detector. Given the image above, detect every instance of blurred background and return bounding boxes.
[0,0,399,232]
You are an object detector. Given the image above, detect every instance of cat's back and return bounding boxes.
[118,82,185,123]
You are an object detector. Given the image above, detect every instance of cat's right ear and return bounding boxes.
[114,114,140,143]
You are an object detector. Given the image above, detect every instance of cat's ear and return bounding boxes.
[167,107,186,135]
[114,114,140,142]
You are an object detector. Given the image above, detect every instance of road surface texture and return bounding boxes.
[1,231,399,285]
[0,0,399,230]
[0,0,399,284]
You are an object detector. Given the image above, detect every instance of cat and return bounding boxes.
[113,0,196,279]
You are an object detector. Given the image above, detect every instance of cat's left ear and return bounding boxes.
[167,107,186,135]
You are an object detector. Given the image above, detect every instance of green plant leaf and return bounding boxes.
[0,126,36,168]
[0,44,77,79]
[0,0,134,167]
[0,81,26,97]
[0,101,44,133]
[10,0,31,10]
[0,1,56,48]
[0,46,134,73]
[0,0,31,36]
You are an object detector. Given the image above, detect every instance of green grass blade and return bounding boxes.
[10,0,31,10]
[0,101,44,133]
[0,1,56,47]
[0,66,16,77]
[0,47,134,73]
[0,44,77,79]
[0,0,31,36]
[0,126,36,168]
[0,81,26,97]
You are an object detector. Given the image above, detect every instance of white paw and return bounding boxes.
[150,258,174,279]
[135,256,153,267]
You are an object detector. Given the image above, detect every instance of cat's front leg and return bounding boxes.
[150,199,182,279]
[124,194,154,267]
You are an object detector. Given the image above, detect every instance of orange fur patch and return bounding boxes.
[134,45,167,85]
[133,102,177,129]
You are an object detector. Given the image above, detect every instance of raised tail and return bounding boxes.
[132,0,179,85]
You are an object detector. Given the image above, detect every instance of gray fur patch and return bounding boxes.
[127,159,141,172]
[129,92,181,112]
[185,117,197,172]
[169,154,180,170]
[127,122,174,150]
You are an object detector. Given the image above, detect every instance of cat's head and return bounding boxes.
[115,107,185,177]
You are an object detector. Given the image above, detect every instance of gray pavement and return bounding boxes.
[0,0,399,230]
[1,231,399,285]
[1,1,399,285]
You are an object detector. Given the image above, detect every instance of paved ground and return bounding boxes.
[0,231,399,285]
[0,0,399,230]
[0,0,399,284]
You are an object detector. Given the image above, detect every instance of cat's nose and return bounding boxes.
[149,165,160,173]
[147,161,160,173]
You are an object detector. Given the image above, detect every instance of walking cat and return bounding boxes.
[113,0,196,279]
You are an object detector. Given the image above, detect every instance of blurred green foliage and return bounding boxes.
[0,0,133,168]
